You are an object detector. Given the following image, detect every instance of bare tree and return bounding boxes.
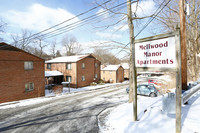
[50,39,57,58]
[93,48,121,64]
[33,36,47,58]
[62,34,82,56]
[0,18,7,41]
[94,0,155,104]
[11,29,33,51]
[155,0,200,81]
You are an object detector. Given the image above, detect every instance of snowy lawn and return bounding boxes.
[100,91,200,133]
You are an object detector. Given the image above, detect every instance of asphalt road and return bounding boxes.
[0,83,129,133]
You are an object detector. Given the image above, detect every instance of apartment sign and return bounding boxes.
[135,36,176,68]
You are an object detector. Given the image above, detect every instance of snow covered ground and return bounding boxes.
[45,82,126,97]
[0,82,127,109]
[100,90,200,133]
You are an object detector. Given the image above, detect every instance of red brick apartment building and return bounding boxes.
[0,42,45,103]
[101,65,124,83]
[45,54,101,88]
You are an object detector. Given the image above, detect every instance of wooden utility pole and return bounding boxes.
[179,0,187,90]
[127,0,137,121]
[176,0,187,132]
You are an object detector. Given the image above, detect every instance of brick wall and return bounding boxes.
[45,62,77,86]
[45,55,101,88]
[117,66,124,83]
[101,67,124,83]
[77,57,100,87]
[101,70,117,83]
[0,50,45,103]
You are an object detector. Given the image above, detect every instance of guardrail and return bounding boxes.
[182,84,200,104]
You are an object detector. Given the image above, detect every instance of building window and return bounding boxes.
[103,71,105,74]
[82,63,85,69]
[109,71,112,74]
[66,76,72,82]
[103,78,105,81]
[95,63,98,68]
[95,74,98,78]
[109,78,112,82]
[24,61,33,70]
[25,82,34,91]
[66,63,71,70]
[82,75,85,81]
[47,63,51,69]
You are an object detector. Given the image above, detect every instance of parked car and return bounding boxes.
[148,79,163,86]
[187,81,199,89]
[148,79,156,84]
[126,84,159,97]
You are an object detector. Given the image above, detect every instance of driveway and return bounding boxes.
[0,83,128,133]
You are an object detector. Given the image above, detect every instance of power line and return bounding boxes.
[115,0,171,57]
[135,0,171,38]
[1,0,132,50]
[38,1,136,39]
[41,2,128,39]
[116,42,130,55]
[14,0,138,43]
[12,0,113,44]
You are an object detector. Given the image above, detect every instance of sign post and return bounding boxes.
[135,28,181,132]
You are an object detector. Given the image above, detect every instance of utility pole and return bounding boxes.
[180,0,187,90]
[176,0,187,132]
[127,0,137,121]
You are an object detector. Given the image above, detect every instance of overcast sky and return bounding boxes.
[0,0,158,58]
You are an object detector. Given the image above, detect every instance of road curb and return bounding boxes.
[97,107,115,132]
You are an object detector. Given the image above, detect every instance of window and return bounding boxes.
[66,76,72,82]
[24,61,33,70]
[82,75,85,81]
[103,71,105,74]
[95,74,98,78]
[25,82,34,91]
[66,63,72,70]
[109,78,112,82]
[47,63,51,69]
[103,78,105,81]
[109,71,112,74]
[82,63,85,69]
[95,63,98,68]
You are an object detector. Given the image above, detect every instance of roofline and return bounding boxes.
[101,65,124,71]
[77,54,99,62]
[45,54,101,64]
[0,42,44,61]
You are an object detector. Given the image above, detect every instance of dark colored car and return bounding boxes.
[126,84,159,97]
[188,82,198,88]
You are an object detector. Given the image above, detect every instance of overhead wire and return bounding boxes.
[115,0,172,58]
[14,1,136,43]
[10,0,112,44]
[134,0,171,38]
[42,2,129,39]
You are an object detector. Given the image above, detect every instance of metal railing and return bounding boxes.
[182,84,200,104]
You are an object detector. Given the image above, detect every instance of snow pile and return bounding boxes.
[0,96,54,109]
[101,91,200,133]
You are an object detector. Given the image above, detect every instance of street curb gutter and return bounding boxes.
[97,107,115,133]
